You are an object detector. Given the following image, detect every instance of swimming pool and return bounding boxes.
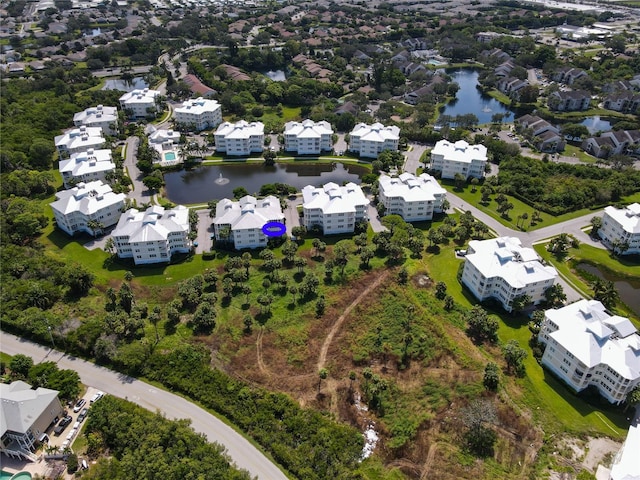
[428,59,446,66]
[1,471,32,480]
[163,151,177,161]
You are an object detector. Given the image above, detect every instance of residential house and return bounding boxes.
[112,205,191,264]
[213,195,284,250]
[494,60,515,78]
[516,114,566,152]
[480,48,512,64]
[50,180,125,237]
[54,126,106,158]
[404,85,432,105]
[283,120,333,154]
[538,299,640,405]
[119,88,162,119]
[182,74,217,98]
[603,92,640,114]
[548,90,591,112]
[430,139,487,180]
[73,105,118,135]
[582,130,640,158]
[348,122,400,158]
[497,76,529,99]
[601,80,634,94]
[59,148,116,188]
[334,101,359,117]
[461,236,558,312]
[552,67,588,85]
[378,172,446,222]
[173,98,223,131]
[147,128,181,164]
[476,31,502,43]
[0,381,64,461]
[598,203,640,255]
[301,182,368,234]
[214,120,264,156]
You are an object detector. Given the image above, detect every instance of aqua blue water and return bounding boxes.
[164,151,177,161]
[1,471,32,480]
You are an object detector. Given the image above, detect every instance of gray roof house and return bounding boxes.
[0,381,64,461]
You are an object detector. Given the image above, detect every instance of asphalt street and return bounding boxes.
[0,332,288,480]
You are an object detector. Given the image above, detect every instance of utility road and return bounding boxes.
[0,332,288,480]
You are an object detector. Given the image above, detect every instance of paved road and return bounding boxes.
[123,136,153,206]
[0,332,287,480]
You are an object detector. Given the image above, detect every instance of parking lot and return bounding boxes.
[48,387,104,452]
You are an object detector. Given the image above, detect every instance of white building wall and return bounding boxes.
[598,204,640,255]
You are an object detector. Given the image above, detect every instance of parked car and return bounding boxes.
[90,391,104,403]
[73,398,86,413]
[77,408,89,423]
[53,415,73,435]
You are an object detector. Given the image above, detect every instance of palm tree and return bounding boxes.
[87,220,105,237]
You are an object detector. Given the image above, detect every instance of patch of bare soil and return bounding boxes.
[582,436,621,472]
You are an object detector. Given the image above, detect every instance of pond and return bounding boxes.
[102,77,149,92]
[580,116,613,134]
[576,262,640,317]
[438,69,512,125]
[164,162,368,204]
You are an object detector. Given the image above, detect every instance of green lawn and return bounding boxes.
[261,105,301,125]
[562,144,597,164]
[443,181,596,231]
[486,89,512,106]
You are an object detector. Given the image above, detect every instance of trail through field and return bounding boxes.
[256,327,270,377]
[317,270,390,372]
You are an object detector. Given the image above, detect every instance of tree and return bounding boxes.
[87,219,105,237]
[503,340,527,376]
[149,305,162,345]
[191,303,216,334]
[397,266,408,284]
[282,240,298,263]
[590,216,603,237]
[233,187,249,199]
[435,281,447,300]
[118,282,135,314]
[263,149,277,166]
[10,354,34,378]
[315,295,326,317]
[444,295,455,311]
[243,314,253,334]
[294,256,307,274]
[454,172,466,190]
[544,284,566,308]
[626,385,640,409]
[510,294,532,314]
[591,278,619,309]
[318,368,328,393]
[462,399,498,457]
[465,306,498,344]
[359,246,374,269]
[483,363,500,391]
[291,226,306,240]
[142,175,164,191]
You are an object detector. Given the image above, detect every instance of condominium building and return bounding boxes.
[54,126,106,158]
[112,205,191,265]
[301,182,369,235]
[119,88,162,119]
[538,299,640,405]
[50,181,125,237]
[173,98,223,131]
[460,236,558,312]
[377,172,446,222]
[430,139,487,180]
[214,120,264,156]
[59,148,116,188]
[348,122,400,158]
[213,195,284,249]
[0,381,64,461]
[283,119,333,154]
[598,203,640,255]
[73,105,118,135]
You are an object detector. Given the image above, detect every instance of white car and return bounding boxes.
[90,391,104,403]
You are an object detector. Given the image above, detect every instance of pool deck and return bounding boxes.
[1,456,42,477]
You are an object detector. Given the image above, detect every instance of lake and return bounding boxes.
[439,69,512,125]
[103,77,149,92]
[164,162,368,204]
[576,262,640,317]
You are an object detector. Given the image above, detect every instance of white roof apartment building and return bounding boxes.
[348,122,400,158]
[50,180,125,237]
[302,182,369,235]
[1,381,64,461]
[215,120,264,156]
[173,98,223,131]
[378,172,446,222]
[598,203,640,255]
[284,119,333,155]
[54,126,106,158]
[538,299,640,405]
[461,236,558,312]
[119,88,162,119]
[430,139,487,180]
[213,195,284,250]
[59,148,116,188]
[112,205,191,265]
[73,104,118,135]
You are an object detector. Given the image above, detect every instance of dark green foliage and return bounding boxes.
[503,340,527,377]
[143,345,364,480]
[465,306,499,344]
[67,453,78,474]
[9,354,33,378]
[483,363,500,392]
[82,396,252,480]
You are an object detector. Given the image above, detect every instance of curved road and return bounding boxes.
[0,332,288,480]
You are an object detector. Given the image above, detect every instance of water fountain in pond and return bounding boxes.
[214,173,230,185]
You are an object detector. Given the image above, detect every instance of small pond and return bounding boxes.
[580,116,613,134]
[103,77,149,92]
[576,262,640,317]
[264,70,287,82]
[438,69,513,125]
[164,162,368,204]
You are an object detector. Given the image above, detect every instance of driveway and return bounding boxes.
[283,195,302,235]
[123,136,154,206]
[403,143,428,175]
[0,332,288,480]
[194,209,215,254]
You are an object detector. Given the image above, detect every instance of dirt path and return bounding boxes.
[317,270,390,372]
[256,327,270,377]
[420,442,438,479]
